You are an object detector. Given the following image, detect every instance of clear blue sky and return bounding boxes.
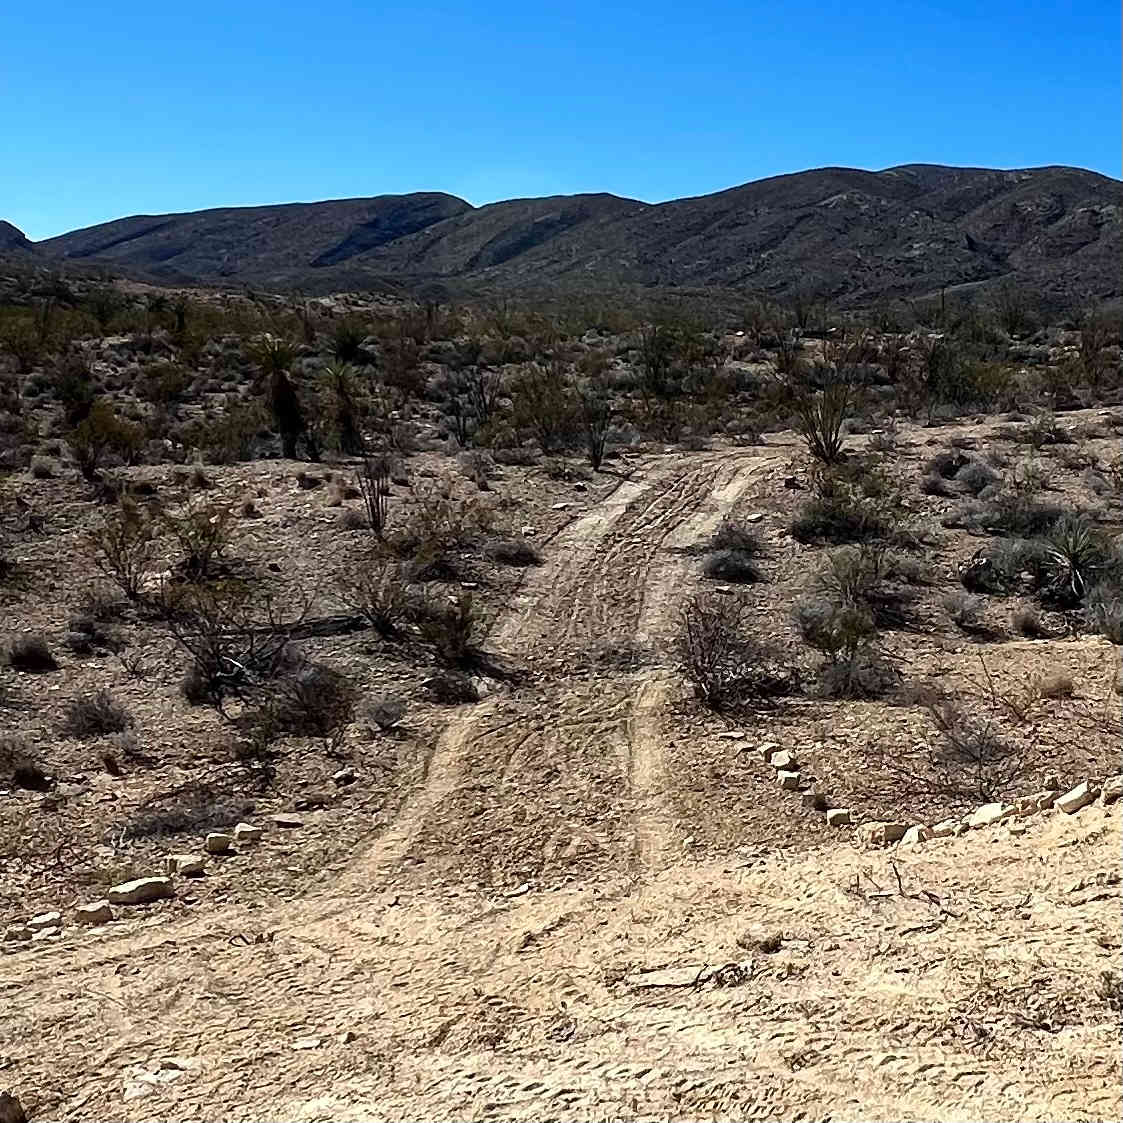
[4,1,1119,240]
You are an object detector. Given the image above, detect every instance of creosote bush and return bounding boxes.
[61,689,133,738]
[5,633,58,672]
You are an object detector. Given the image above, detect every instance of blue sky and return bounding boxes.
[4,1,1119,240]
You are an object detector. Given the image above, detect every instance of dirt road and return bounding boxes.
[2,451,1119,1122]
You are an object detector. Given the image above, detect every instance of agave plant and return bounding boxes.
[1038,515,1109,606]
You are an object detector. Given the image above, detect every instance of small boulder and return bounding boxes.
[75,900,113,925]
[931,818,960,838]
[163,854,206,877]
[825,808,851,827]
[900,825,933,846]
[27,911,61,931]
[857,822,908,848]
[332,768,356,786]
[204,832,232,854]
[107,877,174,906]
[758,742,780,763]
[2,926,31,943]
[967,803,1009,829]
[1055,781,1097,814]
[770,749,797,771]
[1100,775,1122,805]
[272,814,304,829]
[1042,773,1061,791]
[233,822,263,843]
[776,770,800,790]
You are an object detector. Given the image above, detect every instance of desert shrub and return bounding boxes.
[488,536,542,567]
[0,735,50,790]
[323,362,364,455]
[61,689,133,738]
[958,538,1042,595]
[703,549,764,583]
[877,693,1024,801]
[1012,605,1051,638]
[253,663,358,748]
[790,461,904,546]
[5,633,58,672]
[394,478,494,560]
[51,353,97,425]
[1084,582,1123,643]
[423,670,479,704]
[418,592,476,664]
[162,582,309,708]
[336,557,411,639]
[1038,671,1074,699]
[458,449,495,489]
[29,455,56,479]
[69,400,146,479]
[676,593,788,710]
[158,500,236,578]
[793,580,887,698]
[123,780,254,840]
[710,517,766,555]
[88,501,156,600]
[958,490,1065,539]
[577,386,612,470]
[942,590,987,633]
[921,472,957,497]
[188,400,269,464]
[956,459,1000,496]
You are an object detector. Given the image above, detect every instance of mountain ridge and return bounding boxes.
[10,163,1122,306]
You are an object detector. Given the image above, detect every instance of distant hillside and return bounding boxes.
[19,164,1123,306]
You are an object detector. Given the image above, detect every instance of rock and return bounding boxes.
[292,1036,321,1051]
[967,803,1009,829]
[1043,773,1061,791]
[758,742,780,762]
[520,525,536,537]
[746,512,764,523]
[75,899,113,925]
[27,911,61,931]
[550,501,571,511]
[233,822,263,843]
[332,768,356,786]
[0,1091,27,1123]
[825,808,851,826]
[1100,775,1122,804]
[163,854,206,876]
[900,825,933,846]
[204,832,232,854]
[31,926,60,942]
[272,814,304,829]
[857,822,908,848]
[718,730,746,740]
[770,749,797,770]
[107,877,174,906]
[800,791,826,810]
[931,818,960,837]
[2,926,31,943]
[1029,789,1060,811]
[776,770,800,790]
[1055,781,1097,814]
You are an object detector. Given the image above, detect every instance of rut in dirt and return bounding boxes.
[353,452,781,888]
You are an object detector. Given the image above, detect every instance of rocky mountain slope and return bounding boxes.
[15,164,1123,305]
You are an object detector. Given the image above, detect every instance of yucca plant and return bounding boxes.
[793,378,851,464]
[1037,515,1109,606]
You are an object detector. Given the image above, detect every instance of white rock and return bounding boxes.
[857,822,908,848]
[900,825,933,846]
[825,808,851,826]
[75,899,113,925]
[292,1036,321,1051]
[31,926,60,942]
[27,911,62,931]
[967,803,1008,829]
[776,770,800,790]
[931,818,960,838]
[770,749,797,770]
[550,501,571,511]
[1055,782,1097,814]
[204,833,232,854]
[758,742,780,762]
[332,768,356,785]
[163,854,206,876]
[107,877,174,906]
[233,822,263,843]
[520,525,536,537]
[746,512,764,523]
[1100,775,1122,805]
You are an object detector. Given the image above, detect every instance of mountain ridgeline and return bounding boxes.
[11,164,1123,307]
